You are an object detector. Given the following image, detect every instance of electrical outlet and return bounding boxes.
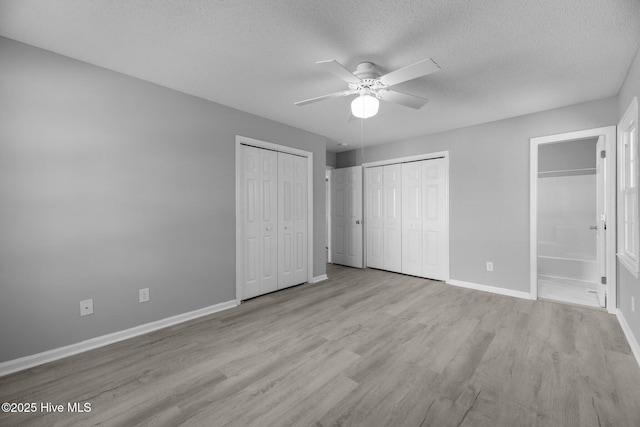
[486,262,494,272]
[633,296,636,313]
[80,299,93,316]
[139,288,150,303]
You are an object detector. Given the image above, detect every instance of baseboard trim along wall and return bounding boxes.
[447,279,532,300]
[0,299,238,378]
[309,274,328,284]
[617,309,640,368]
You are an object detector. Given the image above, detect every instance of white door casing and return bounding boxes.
[331,166,363,268]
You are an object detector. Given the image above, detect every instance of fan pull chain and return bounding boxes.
[360,114,366,166]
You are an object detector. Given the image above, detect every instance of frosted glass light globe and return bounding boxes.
[351,94,379,119]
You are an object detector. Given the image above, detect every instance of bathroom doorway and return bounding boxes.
[530,127,617,312]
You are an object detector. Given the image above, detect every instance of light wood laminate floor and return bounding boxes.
[1,264,639,426]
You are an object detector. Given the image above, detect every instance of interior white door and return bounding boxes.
[366,166,384,269]
[596,136,606,307]
[278,152,295,289]
[293,154,308,285]
[422,158,448,280]
[383,164,402,273]
[241,145,278,300]
[402,161,423,276]
[331,166,363,268]
[241,145,261,299]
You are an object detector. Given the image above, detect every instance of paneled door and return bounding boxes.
[366,166,384,269]
[239,145,309,300]
[331,166,363,268]
[422,158,448,280]
[278,151,308,290]
[278,152,295,289]
[401,161,423,276]
[383,164,402,273]
[292,154,308,286]
[399,158,448,280]
[240,145,278,300]
[595,136,606,307]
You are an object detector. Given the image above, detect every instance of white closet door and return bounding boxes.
[331,166,363,268]
[241,146,278,299]
[278,152,295,289]
[241,145,261,299]
[402,162,423,276]
[366,166,384,269]
[383,164,402,273]
[260,148,279,294]
[422,158,447,280]
[293,154,308,285]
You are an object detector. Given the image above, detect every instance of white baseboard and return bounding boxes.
[617,309,640,368]
[0,299,238,378]
[309,274,328,284]
[447,279,531,300]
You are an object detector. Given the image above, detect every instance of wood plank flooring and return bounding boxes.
[1,264,639,426]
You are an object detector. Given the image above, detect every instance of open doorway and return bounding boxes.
[537,138,601,306]
[530,127,617,312]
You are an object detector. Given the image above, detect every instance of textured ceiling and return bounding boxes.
[1,0,639,152]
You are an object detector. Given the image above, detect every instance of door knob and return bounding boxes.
[590,225,598,230]
[356,220,361,224]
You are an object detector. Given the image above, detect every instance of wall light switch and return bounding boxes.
[80,299,93,316]
[486,262,494,272]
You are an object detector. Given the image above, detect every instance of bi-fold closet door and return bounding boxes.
[366,157,447,281]
[366,164,402,273]
[241,144,308,300]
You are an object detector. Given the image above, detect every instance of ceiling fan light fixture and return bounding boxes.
[351,94,379,119]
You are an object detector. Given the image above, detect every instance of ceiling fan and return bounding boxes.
[294,58,441,119]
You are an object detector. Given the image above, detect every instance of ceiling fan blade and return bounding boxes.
[317,60,361,84]
[378,89,429,109]
[378,58,440,87]
[294,90,355,106]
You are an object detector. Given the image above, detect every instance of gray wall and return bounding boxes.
[337,97,619,293]
[538,138,597,173]
[0,37,327,363]
[617,46,640,349]
[326,150,337,168]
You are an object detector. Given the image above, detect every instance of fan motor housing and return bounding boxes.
[349,62,386,94]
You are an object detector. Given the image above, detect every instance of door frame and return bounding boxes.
[362,150,450,282]
[529,126,617,313]
[235,135,314,304]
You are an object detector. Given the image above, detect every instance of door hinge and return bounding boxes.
[601,276,607,285]
[600,150,606,158]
